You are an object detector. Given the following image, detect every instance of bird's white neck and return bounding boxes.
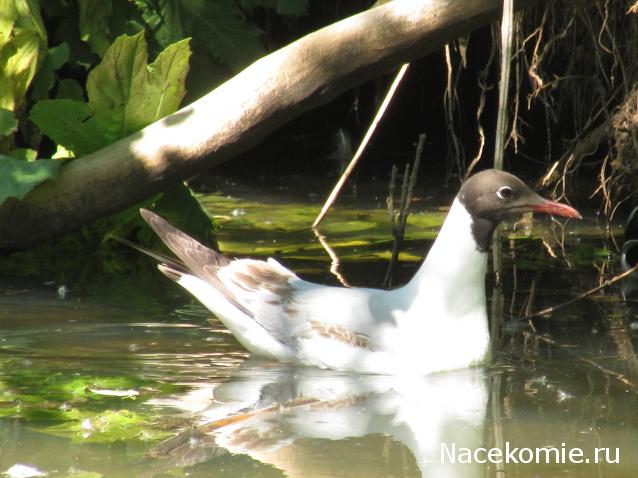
[404,198,489,317]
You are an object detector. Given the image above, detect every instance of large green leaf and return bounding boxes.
[136,0,264,71]
[30,33,191,156]
[131,37,191,125]
[87,32,191,138]
[85,31,149,142]
[133,0,183,48]
[0,155,60,204]
[30,99,107,156]
[183,0,264,71]
[0,0,47,110]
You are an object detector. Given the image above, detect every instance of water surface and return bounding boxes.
[0,177,636,477]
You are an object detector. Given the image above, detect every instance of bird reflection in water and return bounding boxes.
[141,363,490,478]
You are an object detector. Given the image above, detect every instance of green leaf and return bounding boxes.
[46,41,69,70]
[85,31,149,141]
[85,31,192,139]
[98,35,191,136]
[56,78,85,100]
[0,108,17,136]
[0,0,47,110]
[137,0,263,71]
[30,42,70,99]
[133,0,183,47]
[51,144,74,159]
[30,99,107,156]
[31,33,191,156]
[0,155,60,204]
[78,0,113,57]
[186,0,264,71]
[8,147,37,161]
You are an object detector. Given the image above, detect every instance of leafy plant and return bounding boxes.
[0,0,47,113]
[0,0,310,250]
[31,31,191,156]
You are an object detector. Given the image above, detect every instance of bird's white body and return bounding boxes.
[140,168,580,375]
[172,199,490,375]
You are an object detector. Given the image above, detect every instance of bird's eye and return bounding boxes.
[497,186,514,200]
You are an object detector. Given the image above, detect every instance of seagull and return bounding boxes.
[135,169,581,374]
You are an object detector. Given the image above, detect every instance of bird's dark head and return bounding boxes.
[458,169,581,251]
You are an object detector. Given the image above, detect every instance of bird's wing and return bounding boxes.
[140,209,257,318]
[139,209,381,353]
[213,256,308,346]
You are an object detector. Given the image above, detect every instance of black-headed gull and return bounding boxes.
[137,169,581,374]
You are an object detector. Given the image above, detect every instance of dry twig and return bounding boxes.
[312,64,410,228]
[523,262,638,320]
[382,134,425,288]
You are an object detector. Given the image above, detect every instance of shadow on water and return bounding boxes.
[0,176,637,477]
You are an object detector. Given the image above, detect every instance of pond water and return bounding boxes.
[0,176,637,477]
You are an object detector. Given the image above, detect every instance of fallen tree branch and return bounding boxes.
[0,0,538,250]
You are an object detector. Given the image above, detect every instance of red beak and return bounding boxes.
[531,199,582,219]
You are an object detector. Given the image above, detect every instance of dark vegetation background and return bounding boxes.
[4,0,638,254]
[209,0,638,216]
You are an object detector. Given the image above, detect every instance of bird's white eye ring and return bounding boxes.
[497,186,513,200]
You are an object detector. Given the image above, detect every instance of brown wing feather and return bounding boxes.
[139,208,253,318]
[112,236,189,274]
[138,209,318,349]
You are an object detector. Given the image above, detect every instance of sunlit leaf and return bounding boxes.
[121,37,191,133]
[30,99,107,156]
[8,148,37,161]
[85,31,148,140]
[31,33,191,156]
[0,0,47,110]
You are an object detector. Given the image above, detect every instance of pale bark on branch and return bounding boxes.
[0,0,536,250]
